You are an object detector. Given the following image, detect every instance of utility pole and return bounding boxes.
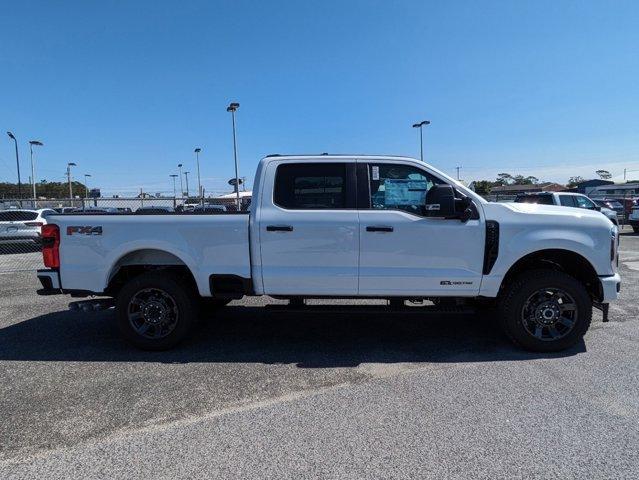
[227,102,241,210]
[184,171,190,198]
[194,148,202,204]
[7,132,22,200]
[456,166,461,181]
[412,120,430,162]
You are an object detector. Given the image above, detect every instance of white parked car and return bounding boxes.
[515,192,619,225]
[37,155,620,353]
[0,209,57,245]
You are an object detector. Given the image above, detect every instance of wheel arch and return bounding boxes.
[500,248,601,301]
[105,248,197,297]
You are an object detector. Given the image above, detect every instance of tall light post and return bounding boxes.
[194,148,202,204]
[177,163,184,197]
[227,102,241,210]
[169,174,178,208]
[7,132,22,200]
[412,120,430,162]
[184,171,190,198]
[28,140,44,199]
[67,162,77,206]
[84,174,92,198]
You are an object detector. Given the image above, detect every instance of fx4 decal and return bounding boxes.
[67,226,103,236]
[440,280,473,286]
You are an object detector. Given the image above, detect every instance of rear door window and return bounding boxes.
[274,163,353,209]
[559,195,576,207]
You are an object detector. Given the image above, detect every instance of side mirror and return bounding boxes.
[423,184,456,218]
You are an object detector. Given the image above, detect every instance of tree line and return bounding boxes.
[472,169,615,195]
[0,181,88,199]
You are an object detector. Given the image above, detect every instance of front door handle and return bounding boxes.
[366,226,393,232]
[266,225,294,232]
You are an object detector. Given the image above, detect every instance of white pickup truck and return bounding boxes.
[37,155,621,352]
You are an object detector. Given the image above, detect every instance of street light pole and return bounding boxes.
[84,174,91,198]
[28,140,43,200]
[184,171,190,198]
[67,162,77,205]
[7,132,22,200]
[227,102,241,210]
[170,174,178,208]
[178,163,184,198]
[412,120,430,162]
[194,148,202,205]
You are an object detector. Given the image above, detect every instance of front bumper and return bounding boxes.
[37,269,61,295]
[599,273,621,302]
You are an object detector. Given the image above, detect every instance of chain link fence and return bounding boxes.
[0,196,251,274]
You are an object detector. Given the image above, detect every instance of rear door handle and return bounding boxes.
[366,226,393,232]
[266,225,294,232]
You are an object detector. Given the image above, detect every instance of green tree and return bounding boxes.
[567,176,584,188]
[472,180,494,195]
[495,173,514,186]
[0,181,87,199]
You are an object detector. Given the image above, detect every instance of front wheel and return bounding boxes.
[498,269,592,352]
[116,271,197,350]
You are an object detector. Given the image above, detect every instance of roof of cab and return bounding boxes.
[264,153,417,160]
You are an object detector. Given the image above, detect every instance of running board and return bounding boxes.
[264,304,474,315]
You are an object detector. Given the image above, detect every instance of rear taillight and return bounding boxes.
[25,221,44,227]
[41,224,60,268]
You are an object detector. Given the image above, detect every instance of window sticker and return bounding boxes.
[371,166,379,181]
[383,179,428,206]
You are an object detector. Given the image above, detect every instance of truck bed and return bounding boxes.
[51,213,251,296]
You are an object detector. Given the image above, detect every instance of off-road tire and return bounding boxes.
[498,269,592,352]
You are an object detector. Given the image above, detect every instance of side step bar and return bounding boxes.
[264,304,475,315]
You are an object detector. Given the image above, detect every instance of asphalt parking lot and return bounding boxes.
[1,231,638,479]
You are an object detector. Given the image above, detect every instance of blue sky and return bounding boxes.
[1,0,638,195]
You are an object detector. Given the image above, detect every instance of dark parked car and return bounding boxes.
[135,206,174,214]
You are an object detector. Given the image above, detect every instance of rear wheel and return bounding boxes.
[116,271,197,350]
[498,269,592,352]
